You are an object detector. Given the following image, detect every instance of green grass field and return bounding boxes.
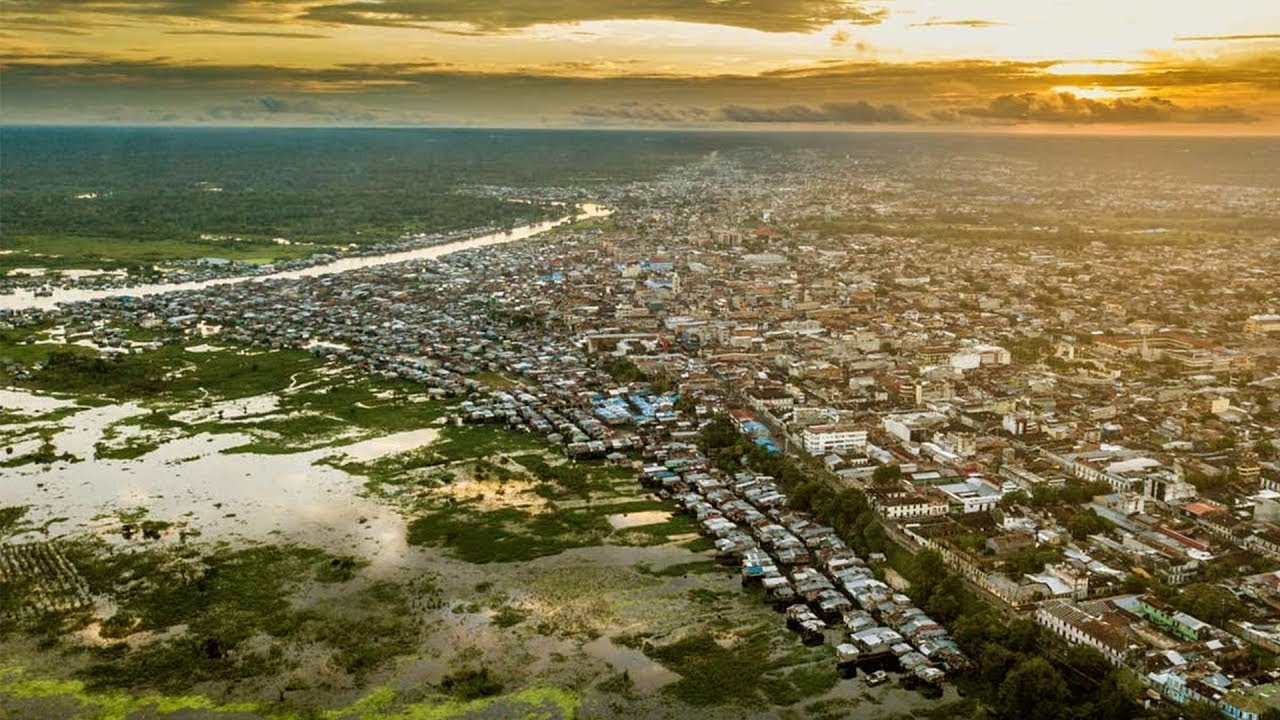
[3,234,333,271]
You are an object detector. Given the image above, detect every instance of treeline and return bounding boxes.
[695,414,1204,720]
[1,127,728,249]
[0,127,713,252]
[2,188,548,248]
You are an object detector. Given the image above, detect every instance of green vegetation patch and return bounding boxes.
[7,344,320,401]
[39,540,432,694]
[93,437,161,461]
[0,233,327,272]
[645,628,831,707]
[0,506,31,538]
[1,667,580,720]
[406,503,613,564]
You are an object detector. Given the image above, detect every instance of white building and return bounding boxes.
[1244,314,1280,334]
[951,344,1011,370]
[938,478,1004,513]
[872,491,949,520]
[1035,600,1134,666]
[802,424,868,455]
[882,411,947,444]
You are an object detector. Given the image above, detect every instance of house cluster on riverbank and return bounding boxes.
[643,463,965,683]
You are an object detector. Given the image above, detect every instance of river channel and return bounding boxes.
[0,203,611,312]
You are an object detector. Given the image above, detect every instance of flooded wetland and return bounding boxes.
[1,324,954,719]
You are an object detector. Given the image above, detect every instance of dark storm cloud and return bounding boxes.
[719,101,919,123]
[6,0,888,34]
[959,92,1255,123]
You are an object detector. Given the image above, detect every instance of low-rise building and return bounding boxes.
[802,423,867,455]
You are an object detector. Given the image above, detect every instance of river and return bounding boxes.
[0,203,611,312]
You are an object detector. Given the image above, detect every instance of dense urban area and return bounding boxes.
[2,130,1279,720]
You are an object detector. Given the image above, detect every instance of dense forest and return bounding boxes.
[0,127,724,266]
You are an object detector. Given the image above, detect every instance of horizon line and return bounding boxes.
[4,122,1279,139]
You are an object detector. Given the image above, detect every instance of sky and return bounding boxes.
[2,0,1278,131]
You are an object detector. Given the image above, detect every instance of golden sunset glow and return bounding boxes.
[1048,86,1136,101]
[1044,63,1140,77]
[1,0,1277,129]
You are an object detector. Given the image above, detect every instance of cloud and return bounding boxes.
[10,0,888,34]
[719,101,919,123]
[163,29,331,39]
[572,101,710,123]
[908,19,1005,29]
[2,15,115,35]
[1174,33,1280,42]
[206,95,376,122]
[958,92,1255,123]
[1,52,1271,128]
[302,0,888,33]
[759,58,1053,82]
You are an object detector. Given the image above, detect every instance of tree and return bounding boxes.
[1063,644,1110,680]
[872,464,902,485]
[997,656,1068,720]
[1000,489,1030,507]
[1066,508,1111,540]
[908,549,946,590]
[924,575,965,622]
[1174,583,1246,627]
[673,393,698,415]
[1094,667,1144,720]
[1004,545,1063,576]
[698,415,739,451]
[1004,617,1043,654]
[862,519,887,554]
[602,356,648,384]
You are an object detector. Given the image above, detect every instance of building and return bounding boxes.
[1120,595,1210,642]
[950,344,1011,369]
[937,478,1004,514]
[747,386,795,413]
[999,464,1067,493]
[1222,683,1280,720]
[869,489,949,520]
[1244,314,1280,335]
[802,424,868,455]
[1035,599,1138,666]
[883,411,947,444]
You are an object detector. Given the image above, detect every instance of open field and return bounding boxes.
[3,234,330,273]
